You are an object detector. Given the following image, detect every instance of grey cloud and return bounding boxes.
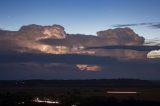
[145,39,160,46]
[113,22,154,27]
[86,45,160,52]
[97,27,144,45]
[0,53,160,80]
[85,45,160,59]
[1,24,160,80]
[151,24,160,29]
[0,53,118,65]
[113,22,160,29]
[0,25,145,58]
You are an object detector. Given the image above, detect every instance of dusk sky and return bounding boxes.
[0,0,160,38]
[0,0,160,80]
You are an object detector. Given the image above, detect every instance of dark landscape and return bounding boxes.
[1,79,160,106]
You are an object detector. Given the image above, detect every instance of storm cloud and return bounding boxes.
[0,24,160,80]
[0,24,147,59]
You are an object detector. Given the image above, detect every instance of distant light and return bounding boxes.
[18,101,25,104]
[107,91,139,94]
[33,97,60,104]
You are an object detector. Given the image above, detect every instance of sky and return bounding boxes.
[0,0,160,39]
[1,0,160,80]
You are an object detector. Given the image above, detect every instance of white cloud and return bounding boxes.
[147,49,160,58]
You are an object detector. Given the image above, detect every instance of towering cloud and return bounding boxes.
[97,28,144,45]
[19,24,66,40]
[0,24,160,80]
[0,24,68,54]
[0,24,151,59]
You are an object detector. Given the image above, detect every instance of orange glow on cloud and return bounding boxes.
[76,64,101,71]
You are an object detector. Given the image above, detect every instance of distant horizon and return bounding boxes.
[0,78,158,81]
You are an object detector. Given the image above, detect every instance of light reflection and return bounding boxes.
[76,64,101,71]
[33,97,60,104]
[107,91,139,94]
[39,45,68,54]
[43,27,66,39]
[19,41,69,54]
[147,49,160,58]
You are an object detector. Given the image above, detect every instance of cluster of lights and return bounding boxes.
[33,97,60,104]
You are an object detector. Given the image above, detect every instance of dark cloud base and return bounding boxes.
[0,53,118,65]
[86,45,160,51]
[152,24,160,28]
[0,53,160,80]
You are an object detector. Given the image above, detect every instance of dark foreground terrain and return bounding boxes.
[0,79,160,106]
